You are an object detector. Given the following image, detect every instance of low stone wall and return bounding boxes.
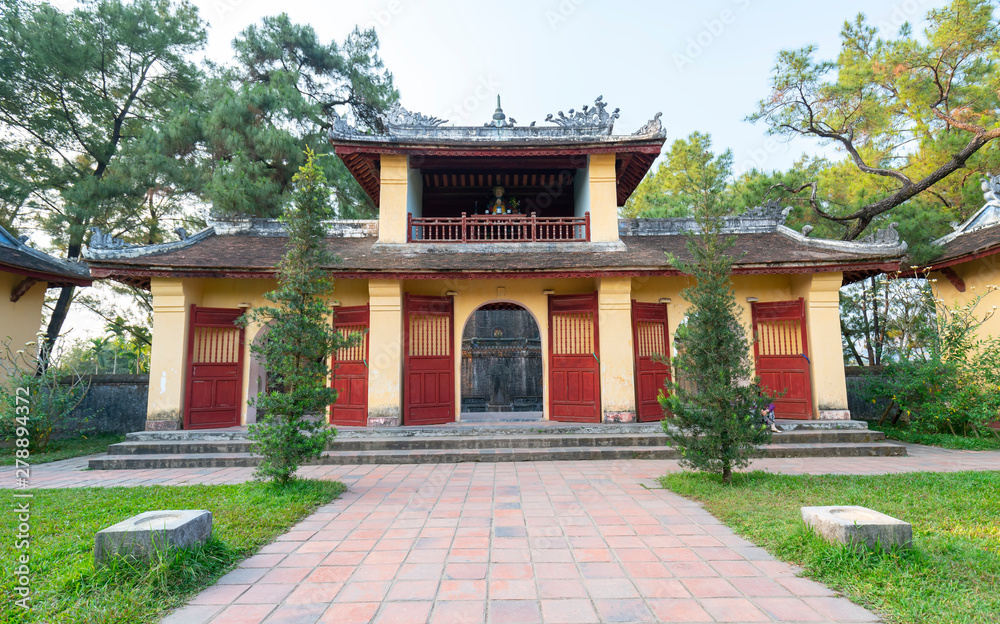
[844,366,891,422]
[58,374,148,437]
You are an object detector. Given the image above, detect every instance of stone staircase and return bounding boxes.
[88,420,906,469]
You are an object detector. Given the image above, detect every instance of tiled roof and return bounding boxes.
[0,226,92,286]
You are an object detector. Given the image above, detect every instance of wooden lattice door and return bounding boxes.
[752,299,813,419]
[185,306,245,429]
[632,301,671,422]
[548,293,601,423]
[330,305,369,427]
[404,295,455,425]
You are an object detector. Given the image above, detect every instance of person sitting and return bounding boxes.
[760,403,781,433]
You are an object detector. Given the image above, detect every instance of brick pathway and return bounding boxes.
[9,445,1000,623]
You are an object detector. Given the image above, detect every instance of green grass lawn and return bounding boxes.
[0,433,125,466]
[0,479,345,624]
[869,423,1000,451]
[659,471,1000,624]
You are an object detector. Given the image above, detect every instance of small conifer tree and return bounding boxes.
[661,201,773,485]
[240,149,345,484]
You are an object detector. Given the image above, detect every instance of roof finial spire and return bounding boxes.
[492,95,506,126]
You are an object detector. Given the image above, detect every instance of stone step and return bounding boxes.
[89,441,906,469]
[106,429,885,456]
[122,419,872,442]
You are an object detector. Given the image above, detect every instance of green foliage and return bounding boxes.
[0,337,88,451]
[659,470,1000,623]
[840,276,937,366]
[58,320,151,375]
[200,14,397,219]
[871,423,1000,450]
[623,132,732,218]
[660,162,772,485]
[749,0,1000,241]
[877,285,1000,435]
[0,480,344,623]
[239,150,348,484]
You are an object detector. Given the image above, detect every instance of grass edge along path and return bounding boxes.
[658,470,1000,624]
[0,433,126,466]
[1,479,345,624]
[868,423,1000,451]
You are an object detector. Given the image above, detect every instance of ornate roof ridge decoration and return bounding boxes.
[934,173,1000,246]
[619,202,793,236]
[328,95,665,141]
[543,95,620,134]
[776,223,908,256]
[382,102,448,128]
[84,226,216,260]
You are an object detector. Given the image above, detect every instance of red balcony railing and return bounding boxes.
[407,212,590,243]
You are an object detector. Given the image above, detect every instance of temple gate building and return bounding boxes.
[84,97,907,431]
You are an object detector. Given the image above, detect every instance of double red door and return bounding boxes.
[548,293,601,423]
[185,306,245,429]
[752,299,813,419]
[404,295,455,425]
[330,305,369,426]
[632,301,671,422]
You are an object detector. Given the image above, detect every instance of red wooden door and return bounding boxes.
[752,299,813,419]
[404,295,455,425]
[185,305,245,429]
[548,293,601,423]
[632,301,671,422]
[331,305,369,427]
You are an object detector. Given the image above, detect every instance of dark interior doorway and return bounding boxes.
[461,303,543,419]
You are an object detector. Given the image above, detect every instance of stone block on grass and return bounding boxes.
[95,510,212,567]
[801,505,911,551]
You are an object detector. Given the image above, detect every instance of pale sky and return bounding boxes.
[193,0,944,174]
[60,0,947,343]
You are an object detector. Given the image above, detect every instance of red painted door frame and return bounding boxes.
[403,294,455,425]
[184,305,246,430]
[330,304,370,427]
[548,293,601,423]
[632,301,671,422]
[751,299,813,419]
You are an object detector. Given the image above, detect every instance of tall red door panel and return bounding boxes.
[185,306,245,429]
[404,295,455,425]
[632,301,671,422]
[331,305,369,427]
[548,293,601,423]
[752,299,813,419]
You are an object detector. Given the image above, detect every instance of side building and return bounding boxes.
[84,98,907,430]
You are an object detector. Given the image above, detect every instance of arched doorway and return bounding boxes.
[460,302,543,421]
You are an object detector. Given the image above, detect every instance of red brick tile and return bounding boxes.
[443,563,487,580]
[647,598,714,622]
[538,578,587,599]
[489,579,537,600]
[336,581,391,603]
[802,596,881,621]
[437,579,487,601]
[488,600,542,624]
[258,567,312,584]
[633,578,690,598]
[285,581,343,604]
[682,577,741,598]
[429,601,485,624]
[593,598,656,622]
[262,603,327,624]
[190,584,249,605]
[372,601,432,624]
[319,602,380,624]
[700,597,770,622]
[233,582,293,604]
[386,580,439,601]
[539,598,600,623]
[755,597,827,621]
[351,563,400,582]
[210,604,273,624]
[490,563,533,580]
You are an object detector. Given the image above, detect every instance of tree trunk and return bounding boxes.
[722,463,732,485]
[40,239,82,370]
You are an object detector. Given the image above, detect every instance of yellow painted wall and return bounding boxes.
[0,271,47,385]
[931,255,1000,342]
[597,277,635,418]
[146,278,203,427]
[588,153,619,243]
[378,154,409,244]
[367,279,403,424]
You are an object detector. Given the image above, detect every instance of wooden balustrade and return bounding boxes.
[407,213,590,243]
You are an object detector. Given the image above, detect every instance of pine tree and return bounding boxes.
[662,195,773,485]
[240,149,347,484]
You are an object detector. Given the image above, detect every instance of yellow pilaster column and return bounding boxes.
[378,155,409,244]
[588,153,619,243]
[367,279,403,426]
[795,272,850,419]
[598,276,636,421]
[146,278,201,430]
